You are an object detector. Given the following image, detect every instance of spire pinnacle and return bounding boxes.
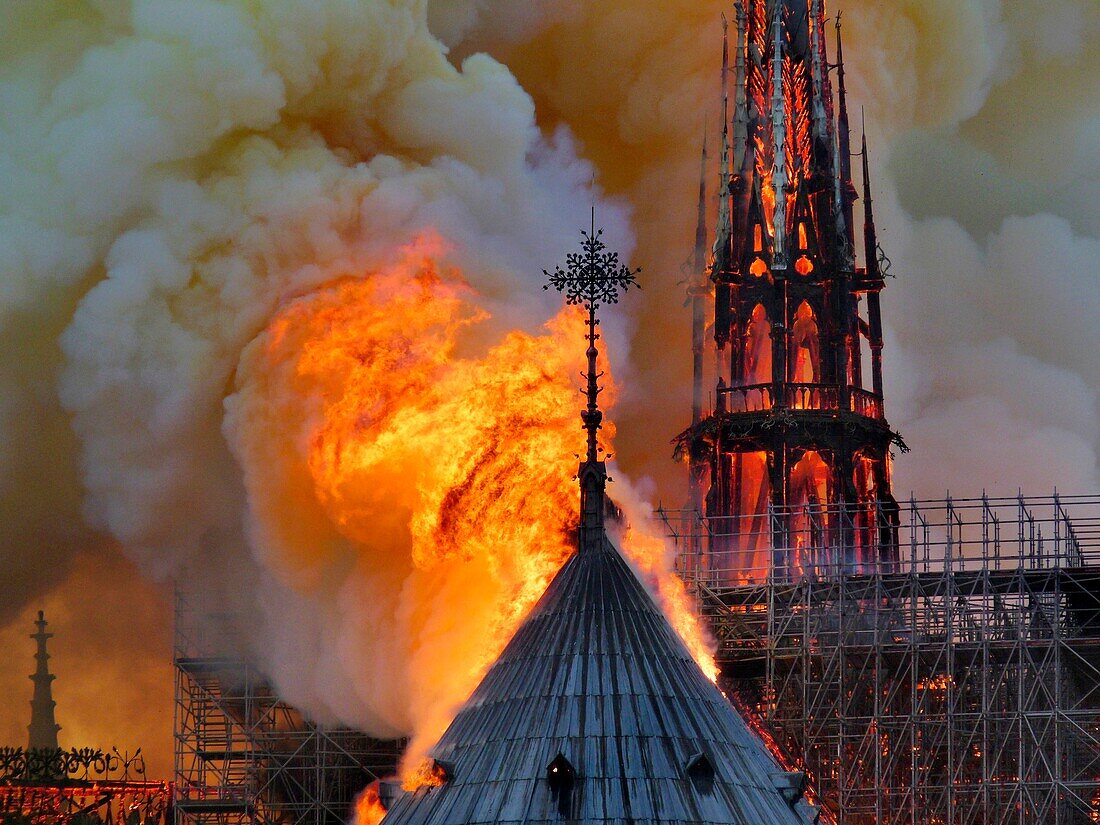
[694,127,709,274]
[713,14,732,272]
[835,12,856,256]
[544,211,640,552]
[732,3,748,171]
[28,610,60,751]
[808,0,829,144]
[861,111,880,280]
[689,130,710,520]
[691,129,709,433]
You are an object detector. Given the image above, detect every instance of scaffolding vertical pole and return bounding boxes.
[1017,555,1026,825]
[873,568,882,825]
[838,552,847,825]
[1053,561,1062,825]
[909,553,919,825]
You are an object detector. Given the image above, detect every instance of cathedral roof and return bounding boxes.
[380,534,815,825]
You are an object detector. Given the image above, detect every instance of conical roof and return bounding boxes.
[380,535,814,824]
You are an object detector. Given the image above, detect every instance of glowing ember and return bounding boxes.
[0,784,171,825]
[728,688,835,824]
[917,674,954,692]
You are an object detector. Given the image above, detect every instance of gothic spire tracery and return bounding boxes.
[684,1,904,585]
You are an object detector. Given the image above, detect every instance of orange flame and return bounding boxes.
[618,520,718,683]
[401,759,449,792]
[246,235,716,789]
[757,130,777,239]
[352,782,388,825]
[728,687,836,825]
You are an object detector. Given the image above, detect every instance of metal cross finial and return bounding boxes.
[543,209,640,314]
[543,210,640,550]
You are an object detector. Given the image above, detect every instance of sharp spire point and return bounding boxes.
[861,109,880,279]
[834,9,856,258]
[712,11,735,275]
[769,0,788,267]
[694,129,709,274]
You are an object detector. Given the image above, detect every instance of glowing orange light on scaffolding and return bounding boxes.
[917,674,955,692]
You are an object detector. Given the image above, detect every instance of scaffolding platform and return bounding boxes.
[173,596,404,825]
[662,493,1100,825]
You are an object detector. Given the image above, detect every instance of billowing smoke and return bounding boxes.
[1,0,1096,775]
[0,0,635,770]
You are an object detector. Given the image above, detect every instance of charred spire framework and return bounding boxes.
[681,0,906,584]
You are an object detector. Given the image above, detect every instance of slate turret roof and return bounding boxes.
[380,534,816,824]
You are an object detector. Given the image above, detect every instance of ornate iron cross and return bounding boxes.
[543,210,640,544]
[544,213,641,314]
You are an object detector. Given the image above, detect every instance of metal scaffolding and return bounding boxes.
[661,493,1100,825]
[173,594,403,825]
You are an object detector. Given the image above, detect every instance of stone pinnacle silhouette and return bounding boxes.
[28,610,60,751]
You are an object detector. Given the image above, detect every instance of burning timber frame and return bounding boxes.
[661,492,1100,825]
[172,595,403,825]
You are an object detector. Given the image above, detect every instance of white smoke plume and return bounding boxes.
[0,0,1097,774]
[0,0,634,762]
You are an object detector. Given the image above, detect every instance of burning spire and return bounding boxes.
[683,1,904,584]
[28,611,60,751]
[543,210,639,552]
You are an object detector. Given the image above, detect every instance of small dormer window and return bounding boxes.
[772,770,807,808]
[547,753,576,815]
[798,222,809,250]
[685,752,716,794]
[749,257,769,278]
[547,753,575,791]
[754,224,764,252]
